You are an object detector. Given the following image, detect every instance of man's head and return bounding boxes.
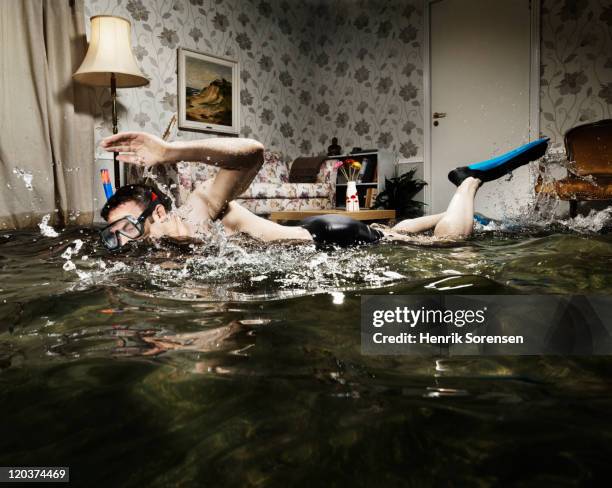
[100,184,172,250]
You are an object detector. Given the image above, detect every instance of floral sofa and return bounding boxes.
[127,151,338,214]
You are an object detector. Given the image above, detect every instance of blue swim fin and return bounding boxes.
[448,137,549,186]
[473,213,491,226]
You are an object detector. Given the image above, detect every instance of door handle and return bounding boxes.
[433,112,447,119]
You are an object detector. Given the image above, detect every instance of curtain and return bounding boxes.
[0,0,94,229]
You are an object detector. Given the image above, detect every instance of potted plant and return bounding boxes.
[373,168,427,219]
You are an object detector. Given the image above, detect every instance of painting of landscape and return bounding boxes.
[178,49,238,134]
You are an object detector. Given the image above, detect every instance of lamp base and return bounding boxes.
[111,73,120,190]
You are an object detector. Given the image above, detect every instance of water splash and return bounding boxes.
[562,207,612,233]
[13,168,33,190]
[38,215,59,238]
[473,206,611,234]
[62,239,84,272]
[149,241,397,294]
[63,235,403,300]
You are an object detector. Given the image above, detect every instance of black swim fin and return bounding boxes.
[448,138,549,186]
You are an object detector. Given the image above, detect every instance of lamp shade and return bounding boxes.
[73,15,148,87]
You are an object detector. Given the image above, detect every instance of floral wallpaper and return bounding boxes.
[540,0,612,148]
[85,0,313,161]
[83,0,610,164]
[301,0,423,159]
[84,0,423,162]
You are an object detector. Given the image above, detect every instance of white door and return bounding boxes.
[429,0,534,218]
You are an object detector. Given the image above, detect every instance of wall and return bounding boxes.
[540,0,612,148]
[85,0,312,162]
[84,0,424,163]
[84,0,611,162]
[302,0,424,159]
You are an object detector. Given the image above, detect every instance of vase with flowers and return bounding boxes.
[334,159,362,211]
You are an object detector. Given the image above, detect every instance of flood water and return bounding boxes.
[1,220,611,486]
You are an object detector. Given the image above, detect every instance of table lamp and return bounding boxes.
[73,15,148,190]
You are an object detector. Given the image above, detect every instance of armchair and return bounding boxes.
[535,119,612,217]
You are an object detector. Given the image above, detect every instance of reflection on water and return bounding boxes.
[0,220,611,486]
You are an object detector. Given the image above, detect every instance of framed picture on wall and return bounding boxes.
[177,47,240,135]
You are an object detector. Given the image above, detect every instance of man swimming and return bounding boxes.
[99,131,548,251]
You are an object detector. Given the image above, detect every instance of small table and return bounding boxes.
[269,209,396,222]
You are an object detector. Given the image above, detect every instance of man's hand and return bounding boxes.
[100,132,171,167]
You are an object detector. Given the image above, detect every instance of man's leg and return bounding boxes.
[391,213,446,233]
[433,176,480,238]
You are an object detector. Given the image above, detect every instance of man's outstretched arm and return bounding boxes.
[100,131,264,219]
[100,131,264,169]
